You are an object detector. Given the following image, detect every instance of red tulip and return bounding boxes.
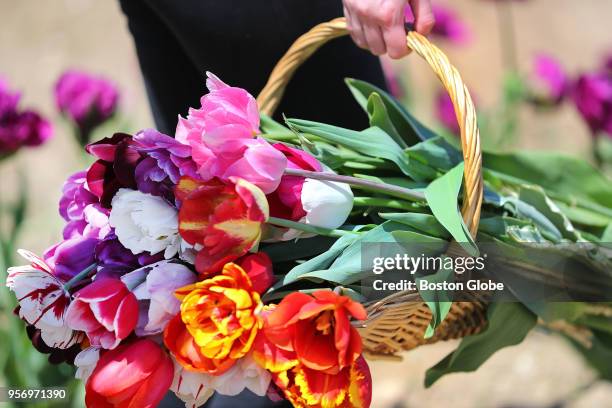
[65,278,138,349]
[237,252,275,295]
[85,339,173,408]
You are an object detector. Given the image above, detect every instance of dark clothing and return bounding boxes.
[119,0,388,136]
[119,1,388,407]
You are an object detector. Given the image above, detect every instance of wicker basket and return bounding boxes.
[256,17,486,358]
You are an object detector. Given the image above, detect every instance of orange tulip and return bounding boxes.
[262,290,367,374]
[252,290,371,407]
[164,262,263,375]
[176,176,268,276]
[274,355,372,408]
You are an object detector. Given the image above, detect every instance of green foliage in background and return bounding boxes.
[0,169,83,408]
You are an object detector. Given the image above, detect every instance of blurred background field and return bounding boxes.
[1,0,611,407]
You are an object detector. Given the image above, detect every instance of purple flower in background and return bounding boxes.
[405,4,471,44]
[436,91,460,135]
[0,78,52,157]
[602,55,612,74]
[55,70,119,145]
[0,79,20,116]
[529,54,568,106]
[572,73,612,138]
[132,129,198,202]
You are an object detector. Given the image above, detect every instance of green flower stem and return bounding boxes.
[283,168,426,202]
[261,132,299,142]
[63,263,97,291]
[353,196,422,211]
[592,135,603,169]
[267,217,357,238]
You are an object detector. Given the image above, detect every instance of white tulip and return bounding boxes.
[211,353,271,397]
[6,249,83,349]
[171,360,214,408]
[109,189,180,258]
[301,178,354,229]
[74,346,101,382]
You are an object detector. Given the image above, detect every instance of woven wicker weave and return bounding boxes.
[257,18,486,358]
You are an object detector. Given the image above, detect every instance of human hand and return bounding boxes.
[342,0,435,59]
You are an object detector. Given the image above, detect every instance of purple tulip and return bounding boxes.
[132,128,198,202]
[59,171,99,222]
[529,54,568,106]
[405,4,471,45]
[85,130,198,207]
[94,232,163,279]
[58,170,111,239]
[572,73,612,138]
[54,70,119,145]
[0,78,52,157]
[44,236,99,282]
[119,260,196,336]
[436,91,460,135]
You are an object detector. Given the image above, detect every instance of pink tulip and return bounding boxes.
[176,72,260,143]
[529,54,569,106]
[267,143,322,221]
[85,339,173,408]
[65,278,138,349]
[176,72,286,194]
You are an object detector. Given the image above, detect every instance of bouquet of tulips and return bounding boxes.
[7,73,370,408]
[7,72,612,408]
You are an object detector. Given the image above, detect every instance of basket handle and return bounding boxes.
[257,17,483,237]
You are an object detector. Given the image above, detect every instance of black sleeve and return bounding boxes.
[119,0,206,135]
[120,0,389,133]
